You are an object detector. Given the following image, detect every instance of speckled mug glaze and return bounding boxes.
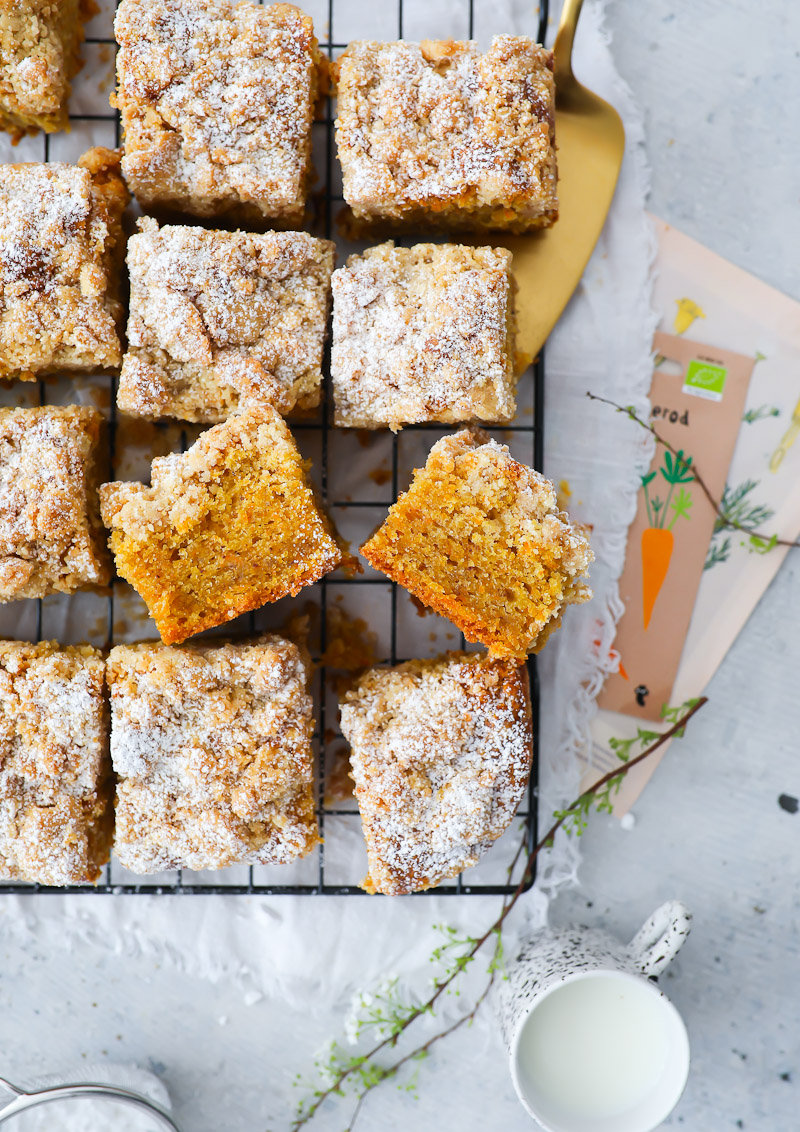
[497,901,692,1132]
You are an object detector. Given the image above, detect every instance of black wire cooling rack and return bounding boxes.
[0,0,548,896]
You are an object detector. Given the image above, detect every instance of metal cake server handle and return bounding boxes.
[0,1075,181,1129]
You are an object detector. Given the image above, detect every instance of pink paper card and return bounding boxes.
[598,331,754,720]
[583,216,800,812]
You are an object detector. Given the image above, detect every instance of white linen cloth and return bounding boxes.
[0,2,655,1128]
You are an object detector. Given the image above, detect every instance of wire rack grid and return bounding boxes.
[0,0,549,896]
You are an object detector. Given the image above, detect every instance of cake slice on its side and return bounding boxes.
[100,406,343,645]
[341,652,532,895]
[361,430,593,659]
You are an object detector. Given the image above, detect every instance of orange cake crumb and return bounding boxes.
[100,405,342,645]
[340,652,532,894]
[361,430,593,659]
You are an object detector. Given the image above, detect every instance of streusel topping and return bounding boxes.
[0,0,87,135]
[0,641,112,886]
[119,218,334,422]
[334,37,557,228]
[332,241,515,429]
[0,406,110,601]
[0,155,125,377]
[115,0,321,221]
[109,637,319,873]
[341,653,532,894]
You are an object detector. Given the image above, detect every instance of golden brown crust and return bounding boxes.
[0,405,111,601]
[119,218,335,423]
[114,0,323,226]
[108,637,320,873]
[0,640,112,886]
[331,241,516,430]
[360,430,593,659]
[334,37,557,234]
[0,0,92,138]
[0,148,128,380]
[100,406,343,645]
[340,652,532,895]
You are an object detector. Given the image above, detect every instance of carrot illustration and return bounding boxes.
[641,527,674,629]
[640,451,694,629]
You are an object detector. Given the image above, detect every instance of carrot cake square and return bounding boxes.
[0,406,111,602]
[99,406,342,645]
[108,637,319,873]
[118,219,335,423]
[332,241,516,430]
[341,652,532,895]
[333,37,557,233]
[0,148,127,381]
[113,0,322,226]
[0,641,112,886]
[361,430,593,659]
[0,0,91,137]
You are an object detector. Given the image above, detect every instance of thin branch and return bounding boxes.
[290,696,708,1131]
[587,392,800,549]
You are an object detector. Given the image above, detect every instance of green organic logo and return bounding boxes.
[683,359,727,401]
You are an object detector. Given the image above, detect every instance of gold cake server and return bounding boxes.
[507,0,626,369]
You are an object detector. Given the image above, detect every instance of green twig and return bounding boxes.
[587,393,798,550]
[289,697,708,1131]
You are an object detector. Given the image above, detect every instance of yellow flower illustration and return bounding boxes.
[673,297,706,335]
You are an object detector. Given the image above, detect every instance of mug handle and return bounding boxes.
[628,901,692,977]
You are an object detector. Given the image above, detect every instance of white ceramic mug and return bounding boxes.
[496,901,692,1132]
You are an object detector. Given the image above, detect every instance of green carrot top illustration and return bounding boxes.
[641,449,695,530]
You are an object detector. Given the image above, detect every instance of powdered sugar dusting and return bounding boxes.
[335,36,557,230]
[0,406,110,601]
[331,241,515,429]
[115,0,321,222]
[108,637,320,874]
[119,218,334,423]
[0,641,111,886]
[0,160,122,376]
[340,653,532,895]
